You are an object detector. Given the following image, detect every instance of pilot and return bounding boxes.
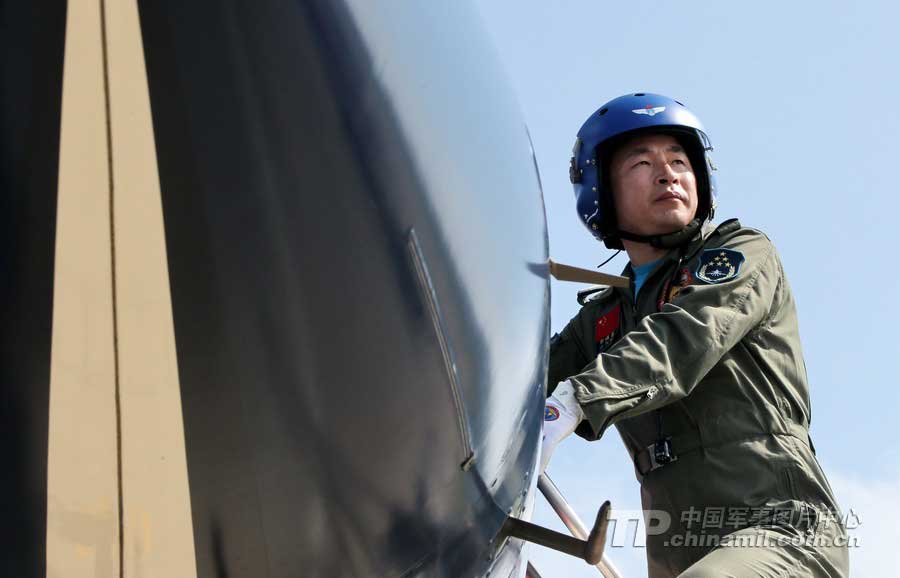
[541,93,849,577]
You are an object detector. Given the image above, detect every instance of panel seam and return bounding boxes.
[98,0,124,576]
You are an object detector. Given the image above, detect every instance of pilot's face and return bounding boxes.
[608,133,698,237]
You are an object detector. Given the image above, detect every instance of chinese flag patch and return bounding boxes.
[595,304,621,351]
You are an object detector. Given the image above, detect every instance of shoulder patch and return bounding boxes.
[696,248,745,284]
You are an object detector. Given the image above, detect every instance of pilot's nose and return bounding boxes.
[657,163,679,185]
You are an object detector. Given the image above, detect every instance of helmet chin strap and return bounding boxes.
[615,218,703,249]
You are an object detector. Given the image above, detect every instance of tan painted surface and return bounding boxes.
[46,0,120,576]
[548,259,630,288]
[104,0,199,575]
[47,0,197,576]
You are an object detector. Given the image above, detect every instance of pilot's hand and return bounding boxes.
[539,379,584,473]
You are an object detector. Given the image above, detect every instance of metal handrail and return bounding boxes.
[538,473,623,578]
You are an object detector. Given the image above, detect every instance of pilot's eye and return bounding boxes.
[633,160,650,168]
[672,158,686,165]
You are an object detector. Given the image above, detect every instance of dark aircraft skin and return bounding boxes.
[2,1,552,576]
[1,3,67,576]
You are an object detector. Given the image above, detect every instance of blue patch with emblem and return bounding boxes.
[696,248,745,284]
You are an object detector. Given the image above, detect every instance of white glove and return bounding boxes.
[540,379,585,473]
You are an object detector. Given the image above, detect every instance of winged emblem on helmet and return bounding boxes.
[632,106,666,117]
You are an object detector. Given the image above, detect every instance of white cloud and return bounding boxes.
[827,468,900,578]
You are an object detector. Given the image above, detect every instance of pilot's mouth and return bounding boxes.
[655,191,685,203]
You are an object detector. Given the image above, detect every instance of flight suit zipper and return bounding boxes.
[637,253,686,469]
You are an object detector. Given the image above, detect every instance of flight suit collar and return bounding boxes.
[613,221,728,314]
[619,222,713,277]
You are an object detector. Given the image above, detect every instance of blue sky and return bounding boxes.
[476,1,899,576]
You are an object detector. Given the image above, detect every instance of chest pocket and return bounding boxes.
[594,304,621,354]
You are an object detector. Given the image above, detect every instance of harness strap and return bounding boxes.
[633,422,812,478]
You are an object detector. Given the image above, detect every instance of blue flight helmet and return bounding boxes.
[569,93,717,250]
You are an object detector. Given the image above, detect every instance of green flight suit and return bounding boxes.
[548,219,850,577]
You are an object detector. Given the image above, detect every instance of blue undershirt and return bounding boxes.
[632,259,662,299]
